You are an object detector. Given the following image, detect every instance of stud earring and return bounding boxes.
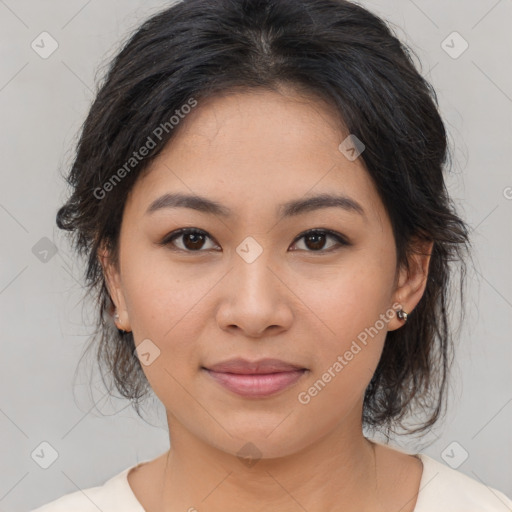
[397,309,408,323]
[113,310,126,333]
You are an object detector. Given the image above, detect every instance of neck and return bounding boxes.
[157,415,381,512]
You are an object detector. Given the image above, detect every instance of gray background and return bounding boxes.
[0,0,511,510]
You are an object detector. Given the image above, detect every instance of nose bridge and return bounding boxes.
[232,235,277,300]
[216,235,293,336]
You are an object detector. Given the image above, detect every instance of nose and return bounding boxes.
[215,247,294,338]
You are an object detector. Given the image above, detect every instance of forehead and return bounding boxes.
[125,88,387,228]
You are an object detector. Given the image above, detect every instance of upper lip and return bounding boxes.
[204,358,307,374]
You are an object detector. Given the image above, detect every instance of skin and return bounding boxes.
[99,85,433,512]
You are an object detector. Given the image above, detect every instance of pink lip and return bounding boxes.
[202,358,308,398]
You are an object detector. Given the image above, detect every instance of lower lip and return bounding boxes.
[203,368,307,398]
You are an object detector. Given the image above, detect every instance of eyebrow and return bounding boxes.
[145,192,366,220]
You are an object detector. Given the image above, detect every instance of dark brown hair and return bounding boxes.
[56,0,471,437]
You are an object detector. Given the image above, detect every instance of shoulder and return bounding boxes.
[30,465,145,512]
[415,453,512,511]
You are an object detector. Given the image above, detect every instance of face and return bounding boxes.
[101,87,431,459]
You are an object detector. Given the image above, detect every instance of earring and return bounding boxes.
[113,310,126,332]
[397,308,408,323]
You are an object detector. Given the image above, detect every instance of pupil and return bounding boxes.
[185,233,204,250]
[307,233,325,250]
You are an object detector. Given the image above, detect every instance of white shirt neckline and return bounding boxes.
[33,449,512,510]
[115,451,435,511]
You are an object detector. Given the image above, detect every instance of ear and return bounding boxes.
[97,245,132,333]
[388,238,434,331]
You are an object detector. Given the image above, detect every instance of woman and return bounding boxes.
[32,0,512,510]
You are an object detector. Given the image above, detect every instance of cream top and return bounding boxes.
[31,452,512,511]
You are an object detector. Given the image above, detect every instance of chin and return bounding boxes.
[199,414,321,462]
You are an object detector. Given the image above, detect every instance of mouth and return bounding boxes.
[201,358,309,398]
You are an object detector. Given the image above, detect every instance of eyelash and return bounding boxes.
[159,228,350,254]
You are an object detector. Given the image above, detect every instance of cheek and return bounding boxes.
[297,248,396,391]
[119,254,213,374]
[121,266,209,408]
[304,250,395,342]
[122,246,214,338]
[294,287,391,427]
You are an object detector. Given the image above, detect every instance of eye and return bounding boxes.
[290,229,350,253]
[159,228,349,253]
[160,228,220,252]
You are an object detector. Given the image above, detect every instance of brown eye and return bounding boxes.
[160,228,349,254]
[290,229,349,253]
[161,228,219,252]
